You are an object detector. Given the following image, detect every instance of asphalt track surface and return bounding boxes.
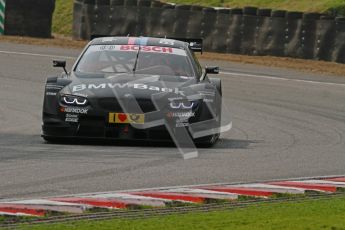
[0,42,345,200]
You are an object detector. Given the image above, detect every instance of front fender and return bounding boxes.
[43,76,71,116]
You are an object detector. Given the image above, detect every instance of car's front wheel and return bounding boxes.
[42,135,62,143]
[194,133,220,147]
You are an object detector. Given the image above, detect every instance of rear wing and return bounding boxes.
[90,34,112,40]
[169,38,203,54]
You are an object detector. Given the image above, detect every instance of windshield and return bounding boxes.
[75,45,195,77]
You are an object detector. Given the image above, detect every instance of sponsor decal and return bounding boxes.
[101,37,117,42]
[198,91,215,96]
[109,113,145,124]
[72,83,185,96]
[159,39,175,46]
[46,92,57,96]
[91,45,187,56]
[60,107,88,114]
[167,112,195,118]
[46,84,63,90]
[176,122,189,127]
[203,98,214,103]
[120,45,173,54]
[166,111,194,128]
[65,118,78,122]
[65,114,79,123]
[127,37,149,45]
[128,37,136,45]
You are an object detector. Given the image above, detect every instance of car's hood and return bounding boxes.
[63,72,200,99]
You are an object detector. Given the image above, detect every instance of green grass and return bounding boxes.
[52,0,74,36]
[18,197,345,230]
[164,0,345,12]
[52,0,345,37]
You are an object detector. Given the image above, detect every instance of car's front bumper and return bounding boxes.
[42,113,174,141]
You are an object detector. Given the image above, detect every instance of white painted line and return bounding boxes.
[221,71,345,87]
[0,50,76,60]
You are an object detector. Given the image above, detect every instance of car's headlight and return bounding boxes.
[61,95,88,106]
[169,100,198,109]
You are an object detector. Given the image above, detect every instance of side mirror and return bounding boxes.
[53,60,68,75]
[205,66,219,74]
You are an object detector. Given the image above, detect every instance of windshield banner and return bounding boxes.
[89,45,187,56]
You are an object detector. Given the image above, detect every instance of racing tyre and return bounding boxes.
[257,9,272,17]
[138,0,151,7]
[96,0,110,5]
[303,13,321,20]
[243,7,258,16]
[271,10,286,18]
[218,9,230,14]
[336,17,345,22]
[320,15,334,20]
[151,1,164,8]
[110,0,124,6]
[191,5,204,12]
[124,0,137,6]
[196,134,220,148]
[230,8,243,15]
[286,11,303,20]
[43,136,60,143]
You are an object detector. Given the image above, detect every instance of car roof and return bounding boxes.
[90,37,189,50]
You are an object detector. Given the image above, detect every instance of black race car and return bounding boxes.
[42,37,222,146]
